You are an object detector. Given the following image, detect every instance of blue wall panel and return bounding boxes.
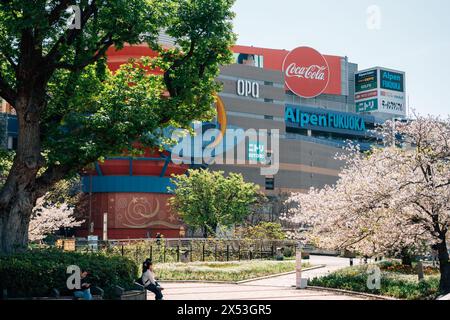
[82,176,175,194]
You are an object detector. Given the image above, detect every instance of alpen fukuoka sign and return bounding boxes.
[380,70,404,92]
[285,105,367,133]
[355,67,406,116]
[283,47,330,99]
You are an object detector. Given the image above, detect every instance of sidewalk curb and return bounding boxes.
[159,280,235,284]
[305,286,400,300]
[160,265,326,285]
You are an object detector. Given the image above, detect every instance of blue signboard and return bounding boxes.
[380,70,404,92]
[285,105,374,137]
[248,141,266,163]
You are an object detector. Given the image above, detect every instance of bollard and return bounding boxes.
[202,243,205,262]
[417,261,424,281]
[296,250,307,289]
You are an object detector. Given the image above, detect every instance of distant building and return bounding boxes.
[0,98,17,150]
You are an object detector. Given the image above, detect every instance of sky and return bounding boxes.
[232,0,450,117]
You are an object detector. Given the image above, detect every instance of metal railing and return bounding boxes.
[72,238,300,265]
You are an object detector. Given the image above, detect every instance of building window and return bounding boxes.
[7,136,17,150]
[264,115,274,120]
[264,98,274,103]
[266,151,273,165]
[264,81,274,86]
[233,53,264,68]
[265,177,275,190]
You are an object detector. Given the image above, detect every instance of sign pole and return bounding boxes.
[103,212,108,241]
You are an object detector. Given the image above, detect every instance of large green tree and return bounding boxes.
[0,0,235,253]
[169,169,261,238]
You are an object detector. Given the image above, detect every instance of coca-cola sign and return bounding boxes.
[283,47,330,98]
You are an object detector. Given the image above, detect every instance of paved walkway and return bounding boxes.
[156,256,369,300]
[239,255,365,287]
[156,282,365,300]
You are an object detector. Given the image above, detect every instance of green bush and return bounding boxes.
[0,249,138,299]
[237,222,287,240]
[309,265,440,300]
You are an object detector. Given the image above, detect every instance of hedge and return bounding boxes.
[0,249,139,299]
[309,265,440,300]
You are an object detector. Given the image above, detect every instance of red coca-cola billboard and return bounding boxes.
[282,47,330,99]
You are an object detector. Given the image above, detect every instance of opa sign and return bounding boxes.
[237,79,260,99]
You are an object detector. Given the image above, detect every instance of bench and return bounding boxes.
[114,282,147,300]
[1,287,104,300]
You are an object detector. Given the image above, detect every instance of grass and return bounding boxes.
[154,260,311,282]
[309,262,441,300]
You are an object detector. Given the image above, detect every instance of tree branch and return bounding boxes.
[163,40,196,97]
[54,35,114,72]
[0,50,18,73]
[0,72,16,105]
[47,0,75,25]
[44,0,98,68]
[34,164,74,199]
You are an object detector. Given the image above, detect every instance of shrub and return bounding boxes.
[237,222,287,240]
[0,248,138,299]
[378,260,439,275]
[309,265,440,300]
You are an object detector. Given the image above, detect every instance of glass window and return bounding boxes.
[233,53,264,68]
[265,177,275,190]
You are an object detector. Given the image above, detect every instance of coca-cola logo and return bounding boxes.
[283,47,330,98]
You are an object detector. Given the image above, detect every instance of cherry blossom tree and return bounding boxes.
[28,198,83,242]
[285,116,450,294]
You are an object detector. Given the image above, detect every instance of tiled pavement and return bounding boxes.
[153,256,369,300]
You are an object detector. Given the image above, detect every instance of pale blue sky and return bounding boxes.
[232,0,450,116]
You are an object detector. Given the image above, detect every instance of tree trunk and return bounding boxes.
[0,195,33,253]
[400,248,413,266]
[437,239,450,294]
[0,96,45,254]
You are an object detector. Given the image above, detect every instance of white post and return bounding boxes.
[103,212,108,241]
[296,249,302,289]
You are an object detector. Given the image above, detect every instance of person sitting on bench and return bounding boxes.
[73,270,93,300]
[142,260,164,300]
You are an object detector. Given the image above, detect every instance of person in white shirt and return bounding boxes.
[142,259,164,300]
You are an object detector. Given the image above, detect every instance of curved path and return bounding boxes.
[157,256,370,300]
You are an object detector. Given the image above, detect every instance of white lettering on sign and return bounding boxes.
[285,64,327,81]
[237,80,260,98]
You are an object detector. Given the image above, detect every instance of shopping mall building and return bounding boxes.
[0,36,407,239]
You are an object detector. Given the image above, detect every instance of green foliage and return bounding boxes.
[0,0,236,192]
[0,149,13,188]
[155,260,310,282]
[41,176,82,208]
[169,169,262,236]
[0,249,138,299]
[238,222,287,240]
[309,265,440,300]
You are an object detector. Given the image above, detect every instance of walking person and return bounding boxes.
[142,259,164,300]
